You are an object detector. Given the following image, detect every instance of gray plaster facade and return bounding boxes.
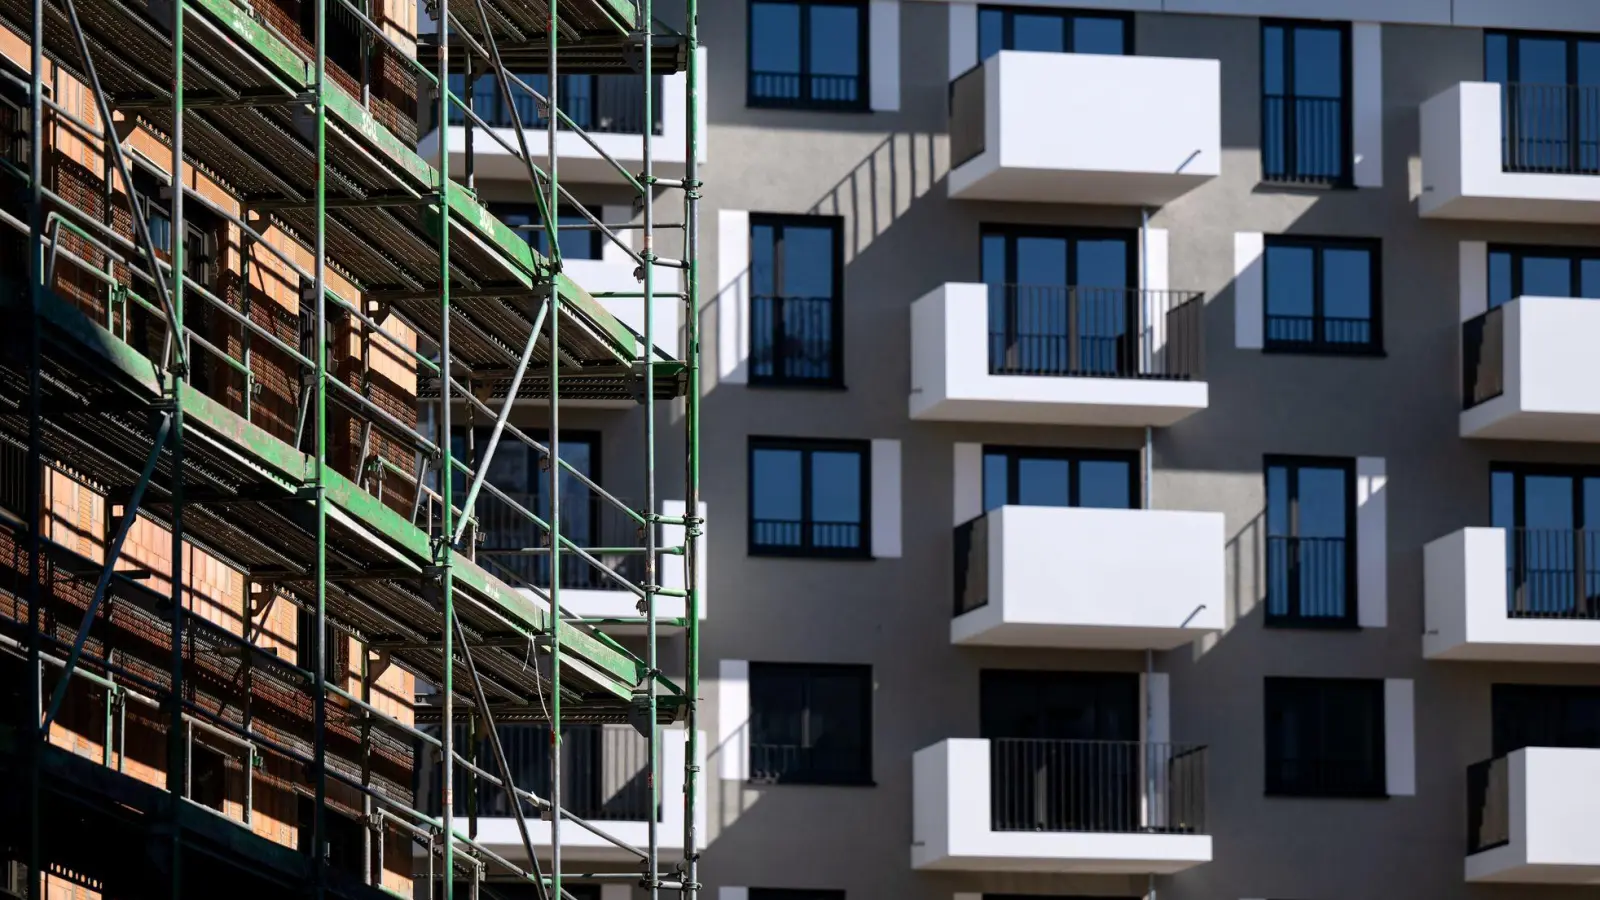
[452,2,1600,898]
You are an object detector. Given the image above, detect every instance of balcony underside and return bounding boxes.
[912,379,1208,427]
[948,162,1212,208]
[952,617,1215,651]
[1461,405,1600,443]
[914,833,1214,875]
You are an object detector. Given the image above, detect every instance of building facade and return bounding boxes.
[432,0,1600,898]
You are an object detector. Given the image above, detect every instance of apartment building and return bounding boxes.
[423,0,1600,897]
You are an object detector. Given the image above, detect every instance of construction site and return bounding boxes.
[0,0,703,891]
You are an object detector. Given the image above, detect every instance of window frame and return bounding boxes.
[747,436,873,559]
[748,662,874,786]
[746,0,872,112]
[976,5,1133,60]
[979,223,1139,288]
[748,213,847,388]
[1260,18,1354,187]
[1264,676,1387,799]
[1487,243,1600,308]
[981,445,1141,512]
[1264,454,1359,629]
[1261,235,1384,356]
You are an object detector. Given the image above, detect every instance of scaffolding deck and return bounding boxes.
[0,0,686,397]
[0,284,686,725]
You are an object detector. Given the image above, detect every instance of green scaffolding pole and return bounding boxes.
[166,0,189,894]
[438,0,458,892]
[682,0,703,891]
[312,0,331,889]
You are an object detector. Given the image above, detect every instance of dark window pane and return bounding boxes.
[752,2,802,75]
[1264,239,1379,352]
[1265,245,1314,317]
[810,5,861,76]
[749,0,865,109]
[1489,250,1513,308]
[1011,13,1065,53]
[1077,459,1132,509]
[1266,457,1354,626]
[982,447,1139,510]
[1072,16,1125,55]
[1016,457,1071,507]
[749,664,871,784]
[749,216,841,386]
[1263,25,1285,96]
[752,449,804,529]
[982,453,1008,513]
[1265,678,1385,797]
[750,439,868,556]
[1262,22,1348,184]
[1293,27,1343,98]
[978,8,1004,63]
[1522,255,1573,298]
[1485,33,1508,85]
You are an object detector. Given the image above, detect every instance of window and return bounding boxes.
[1261,20,1351,185]
[1264,677,1385,798]
[750,214,844,387]
[1490,464,1600,620]
[489,203,603,261]
[749,662,872,785]
[980,226,1138,377]
[748,0,868,111]
[982,446,1137,512]
[446,73,662,135]
[1493,683,1600,756]
[1488,244,1600,308]
[1263,236,1381,354]
[1265,456,1356,628]
[299,0,364,77]
[750,892,845,900]
[977,6,1130,63]
[748,437,869,558]
[1486,31,1600,174]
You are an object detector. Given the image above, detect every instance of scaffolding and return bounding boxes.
[0,0,701,889]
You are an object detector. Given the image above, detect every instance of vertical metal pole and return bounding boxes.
[166,0,189,895]
[25,0,44,890]
[681,0,702,892]
[437,0,457,892]
[312,0,331,888]
[464,69,475,191]
[360,650,374,884]
[640,11,660,900]
[545,5,561,896]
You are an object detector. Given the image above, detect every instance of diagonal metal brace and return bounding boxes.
[40,410,173,733]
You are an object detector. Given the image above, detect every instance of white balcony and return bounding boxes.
[952,506,1224,650]
[1460,297,1600,442]
[912,738,1212,874]
[1421,82,1600,223]
[419,727,704,864]
[483,500,706,634]
[1424,527,1600,663]
[909,283,1208,427]
[1466,748,1600,884]
[418,50,707,184]
[946,51,1219,205]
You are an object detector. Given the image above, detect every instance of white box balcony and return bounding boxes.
[417,727,704,864]
[1421,82,1600,223]
[1466,748,1600,884]
[909,283,1208,427]
[478,499,707,634]
[912,738,1212,874]
[951,505,1224,650]
[1460,297,1600,442]
[419,51,706,184]
[1424,526,1600,663]
[946,51,1219,205]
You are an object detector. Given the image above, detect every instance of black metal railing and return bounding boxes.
[419,724,658,822]
[1504,528,1600,620]
[1462,306,1506,410]
[985,285,1204,381]
[0,440,24,520]
[748,742,870,785]
[1264,313,1376,353]
[748,71,865,111]
[1500,83,1600,175]
[1266,535,1353,627]
[750,294,839,386]
[1466,756,1511,854]
[474,491,646,591]
[1262,94,1348,185]
[750,518,863,555]
[953,514,990,616]
[446,73,665,135]
[949,63,986,168]
[988,739,1207,835]
[1265,754,1385,798]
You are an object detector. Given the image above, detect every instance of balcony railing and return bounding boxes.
[985,285,1204,381]
[1262,94,1348,185]
[1266,754,1385,798]
[1467,755,1511,855]
[1500,83,1600,175]
[446,73,665,136]
[988,739,1207,835]
[421,724,657,822]
[749,294,840,387]
[748,71,865,111]
[948,63,985,168]
[1462,306,1506,410]
[1264,313,1377,353]
[474,491,645,591]
[1266,535,1353,627]
[750,518,864,557]
[1503,528,1600,620]
[952,514,989,616]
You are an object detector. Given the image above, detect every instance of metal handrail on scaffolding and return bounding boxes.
[6,0,702,891]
